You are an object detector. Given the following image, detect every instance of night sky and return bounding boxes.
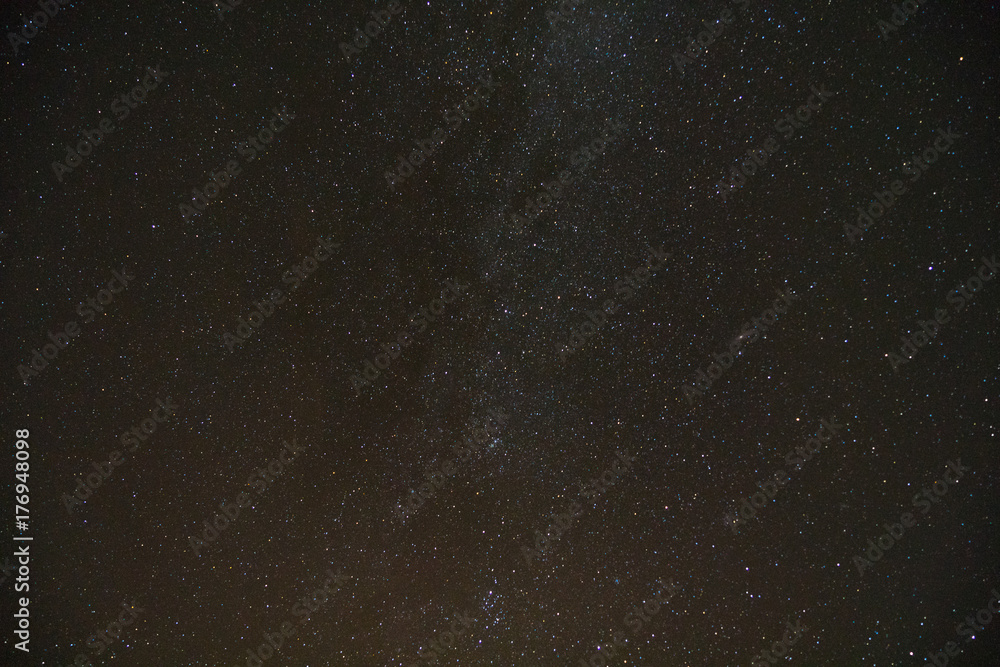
[2,0,999,665]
